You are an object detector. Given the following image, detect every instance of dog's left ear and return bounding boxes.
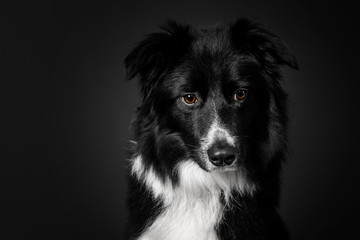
[230,18,299,70]
[125,20,193,96]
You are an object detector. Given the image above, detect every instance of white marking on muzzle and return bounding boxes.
[201,116,236,152]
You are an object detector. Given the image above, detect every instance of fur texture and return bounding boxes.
[124,18,298,240]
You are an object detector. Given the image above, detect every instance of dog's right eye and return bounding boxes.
[234,89,248,101]
[182,94,197,105]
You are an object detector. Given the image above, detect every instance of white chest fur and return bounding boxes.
[131,156,255,240]
[139,190,222,240]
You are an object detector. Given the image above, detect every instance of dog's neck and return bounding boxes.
[131,155,260,240]
[131,155,257,203]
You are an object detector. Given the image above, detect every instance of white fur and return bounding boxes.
[131,155,173,200]
[202,117,236,150]
[176,161,255,202]
[131,156,256,240]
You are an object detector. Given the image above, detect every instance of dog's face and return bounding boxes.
[163,53,263,173]
[126,19,297,182]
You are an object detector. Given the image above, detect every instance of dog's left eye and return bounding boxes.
[183,94,197,105]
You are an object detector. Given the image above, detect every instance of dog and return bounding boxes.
[124,18,298,240]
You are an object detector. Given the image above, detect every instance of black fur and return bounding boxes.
[124,18,297,240]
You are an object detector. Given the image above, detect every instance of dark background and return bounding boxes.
[1,0,359,239]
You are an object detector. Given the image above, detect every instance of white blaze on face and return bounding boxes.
[203,117,236,148]
[200,113,236,166]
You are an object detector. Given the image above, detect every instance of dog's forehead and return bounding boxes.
[183,52,258,88]
[188,28,259,76]
[167,26,261,94]
[191,26,231,54]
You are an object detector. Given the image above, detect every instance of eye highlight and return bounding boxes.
[234,89,248,101]
[182,94,197,105]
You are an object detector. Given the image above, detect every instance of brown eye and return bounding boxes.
[234,89,247,101]
[183,94,197,104]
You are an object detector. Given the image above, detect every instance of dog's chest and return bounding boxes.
[138,193,223,240]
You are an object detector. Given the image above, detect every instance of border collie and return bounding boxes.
[124,18,298,240]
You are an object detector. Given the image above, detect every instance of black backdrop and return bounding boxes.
[2,0,360,239]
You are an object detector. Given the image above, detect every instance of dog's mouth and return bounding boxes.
[211,165,238,172]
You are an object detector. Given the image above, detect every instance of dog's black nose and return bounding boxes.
[207,145,236,166]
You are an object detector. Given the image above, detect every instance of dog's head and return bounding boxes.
[125,19,297,185]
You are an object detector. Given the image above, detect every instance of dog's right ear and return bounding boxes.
[125,20,193,96]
